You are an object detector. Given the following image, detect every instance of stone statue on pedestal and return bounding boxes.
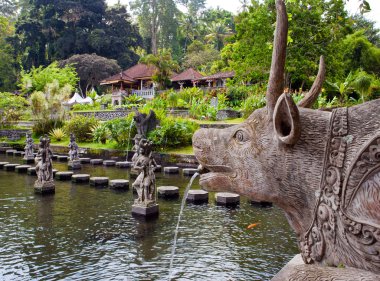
[34,135,55,193]
[23,132,34,163]
[133,109,158,137]
[132,139,157,207]
[68,133,81,170]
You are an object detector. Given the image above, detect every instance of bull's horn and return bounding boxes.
[266,0,288,119]
[298,56,326,108]
[273,93,301,145]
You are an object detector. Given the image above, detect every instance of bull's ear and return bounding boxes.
[273,93,301,145]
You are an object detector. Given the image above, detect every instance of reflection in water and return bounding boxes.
[0,154,298,280]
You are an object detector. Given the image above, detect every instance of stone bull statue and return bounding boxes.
[193,0,380,279]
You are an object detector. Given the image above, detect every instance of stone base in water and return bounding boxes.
[158,186,179,199]
[186,190,208,204]
[132,204,159,218]
[34,181,55,194]
[16,165,31,173]
[23,157,35,164]
[215,192,240,206]
[68,160,82,170]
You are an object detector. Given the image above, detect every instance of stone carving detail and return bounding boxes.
[132,138,158,207]
[24,132,34,160]
[34,136,54,190]
[133,109,158,137]
[68,133,79,161]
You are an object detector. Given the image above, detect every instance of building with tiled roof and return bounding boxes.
[170,68,204,89]
[193,71,235,88]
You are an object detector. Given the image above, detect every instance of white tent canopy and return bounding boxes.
[64,92,93,106]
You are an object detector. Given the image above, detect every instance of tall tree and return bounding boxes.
[130,0,179,55]
[0,16,17,91]
[12,0,141,69]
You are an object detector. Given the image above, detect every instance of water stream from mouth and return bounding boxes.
[168,172,199,280]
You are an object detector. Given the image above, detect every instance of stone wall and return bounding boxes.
[216,109,241,120]
[74,110,132,121]
[0,129,31,141]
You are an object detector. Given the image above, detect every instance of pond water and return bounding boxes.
[0,154,298,281]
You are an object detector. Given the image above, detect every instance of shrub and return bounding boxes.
[148,117,199,149]
[91,123,110,144]
[64,115,98,142]
[49,128,66,141]
[72,103,101,111]
[241,93,266,118]
[103,115,136,148]
[33,119,65,136]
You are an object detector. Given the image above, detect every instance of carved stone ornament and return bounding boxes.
[300,108,380,273]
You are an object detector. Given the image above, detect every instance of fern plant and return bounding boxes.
[49,128,66,141]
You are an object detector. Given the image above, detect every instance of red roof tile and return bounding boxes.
[194,71,235,81]
[171,68,203,82]
[100,63,157,85]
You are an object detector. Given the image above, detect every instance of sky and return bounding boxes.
[106,0,380,28]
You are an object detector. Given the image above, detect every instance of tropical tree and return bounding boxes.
[0,16,17,91]
[352,70,373,102]
[205,22,232,51]
[140,49,179,90]
[60,54,121,95]
[183,40,220,73]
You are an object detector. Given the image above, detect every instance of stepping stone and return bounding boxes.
[116,161,133,168]
[215,192,240,206]
[52,155,58,160]
[154,165,162,172]
[103,160,116,167]
[15,165,32,173]
[23,158,35,164]
[90,159,103,165]
[0,147,12,153]
[183,168,198,176]
[90,177,109,187]
[14,151,23,156]
[72,174,90,183]
[57,155,68,162]
[164,166,179,174]
[6,149,16,155]
[3,163,20,171]
[109,179,129,190]
[27,167,36,176]
[52,169,58,176]
[79,158,91,164]
[111,156,119,161]
[186,190,208,203]
[55,171,73,180]
[68,160,82,170]
[158,186,179,198]
[250,200,273,208]
[0,162,10,168]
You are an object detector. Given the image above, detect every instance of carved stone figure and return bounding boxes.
[133,109,158,137]
[192,0,380,278]
[68,133,79,161]
[34,135,55,193]
[68,133,81,170]
[132,139,158,207]
[23,132,34,161]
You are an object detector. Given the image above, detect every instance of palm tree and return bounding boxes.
[353,71,372,103]
[205,22,232,51]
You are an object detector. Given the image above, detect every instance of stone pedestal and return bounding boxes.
[186,190,209,204]
[131,204,159,218]
[90,177,109,187]
[215,192,240,206]
[109,179,129,190]
[34,181,55,194]
[15,165,31,173]
[68,160,82,170]
[182,168,198,176]
[55,171,74,180]
[103,160,116,167]
[79,158,91,164]
[23,157,35,164]
[164,166,179,174]
[158,186,179,199]
[3,163,19,171]
[116,161,133,168]
[72,174,90,183]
